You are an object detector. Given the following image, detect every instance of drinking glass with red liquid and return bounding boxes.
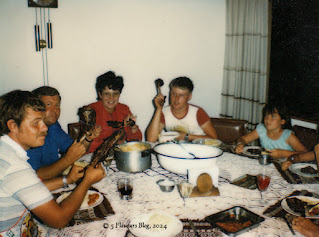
[257,173,270,204]
[117,178,133,200]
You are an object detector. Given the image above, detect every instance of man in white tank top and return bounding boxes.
[146,77,218,142]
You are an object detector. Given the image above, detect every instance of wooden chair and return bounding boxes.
[210,117,248,143]
[292,125,318,151]
[68,122,81,141]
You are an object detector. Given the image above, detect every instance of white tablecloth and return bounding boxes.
[47,152,319,237]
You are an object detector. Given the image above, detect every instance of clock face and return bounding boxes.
[28,0,58,8]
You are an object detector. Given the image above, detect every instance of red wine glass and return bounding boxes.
[257,174,270,204]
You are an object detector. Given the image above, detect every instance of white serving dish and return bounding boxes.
[153,143,223,175]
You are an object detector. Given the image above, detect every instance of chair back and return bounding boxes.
[68,122,81,141]
[210,117,248,143]
[292,125,318,151]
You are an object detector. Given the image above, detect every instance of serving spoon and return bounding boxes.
[172,140,198,159]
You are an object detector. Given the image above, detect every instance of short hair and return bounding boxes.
[262,101,292,129]
[32,86,61,100]
[0,90,45,136]
[169,77,194,93]
[95,71,124,100]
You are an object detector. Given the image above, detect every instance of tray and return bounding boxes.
[205,206,265,236]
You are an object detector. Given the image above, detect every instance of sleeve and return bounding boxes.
[282,129,292,141]
[160,112,165,125]
[55,123,74,154]
[196,107,210,126]
[256,124,266,137]
[3,166,53,210]
[27,147,44,171]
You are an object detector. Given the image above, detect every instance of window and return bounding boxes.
[269,0,319,122]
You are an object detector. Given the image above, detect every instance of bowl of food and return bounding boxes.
[156,179,175,192]
[193,138,222,147]
[158,131,179,143]
[153,143,223,175]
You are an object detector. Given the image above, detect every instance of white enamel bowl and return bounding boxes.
[153,143,223,175]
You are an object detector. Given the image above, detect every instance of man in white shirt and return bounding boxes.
[0,90,105,236]
[146,76,218,142]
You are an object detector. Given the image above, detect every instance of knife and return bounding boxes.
[189,220,201,237]
[283,215,295,235]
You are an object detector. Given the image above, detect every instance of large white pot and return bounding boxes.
[153,143,223,175]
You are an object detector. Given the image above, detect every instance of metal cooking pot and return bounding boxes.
[114,142,152,173]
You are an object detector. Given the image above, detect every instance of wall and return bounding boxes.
[0,0,226,140]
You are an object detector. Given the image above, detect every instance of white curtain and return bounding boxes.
[220,0,270,130]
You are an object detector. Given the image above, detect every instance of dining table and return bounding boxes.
[45,145,319,237]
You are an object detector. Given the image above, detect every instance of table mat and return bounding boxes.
[273,161,319,184]
[53,187,115,227]
[263,190,319,225]
[176,219,223,237]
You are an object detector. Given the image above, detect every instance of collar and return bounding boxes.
[1,135,29,161]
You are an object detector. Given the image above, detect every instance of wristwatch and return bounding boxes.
[184,133,189,141]
[62,175,69,189]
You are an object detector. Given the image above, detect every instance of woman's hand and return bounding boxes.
[268,149,285,159]
[235,144,244,154]
[87,125,102,141]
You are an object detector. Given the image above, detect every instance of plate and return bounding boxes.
[281,196,319,219]
[289,163,319,178]
[129,211,183,237]
[242,146,262,158]
[192,138,222,147]
[56,190,103,210]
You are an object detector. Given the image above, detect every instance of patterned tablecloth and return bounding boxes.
[46,151,319,237]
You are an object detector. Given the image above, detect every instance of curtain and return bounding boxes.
[220,0,270,131]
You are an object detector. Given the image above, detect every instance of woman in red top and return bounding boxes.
[88,71,142,153]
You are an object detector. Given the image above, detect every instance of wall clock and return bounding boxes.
[28,0,58,8]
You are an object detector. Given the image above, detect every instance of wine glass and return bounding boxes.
[257,172,270,205]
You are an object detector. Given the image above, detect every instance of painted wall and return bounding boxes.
[0,0,226,140]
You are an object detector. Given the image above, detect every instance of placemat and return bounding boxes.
[176,219,223,237]
[273,161,319,184]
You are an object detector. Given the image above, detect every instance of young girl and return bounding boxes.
[235,103,307,159]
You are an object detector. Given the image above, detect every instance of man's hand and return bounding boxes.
[66,141,86,162]
[154,93,166,109]
[84,163,105,185]
[66,165,85,184]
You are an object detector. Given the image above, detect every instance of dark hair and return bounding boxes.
[169,77,194,93]
[95,71,124,100]
[0,90,45,136]
[262,102,292,129]
[32,86,61,100]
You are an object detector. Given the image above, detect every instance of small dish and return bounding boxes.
[158,131,179,143]
[156,179,175,192]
